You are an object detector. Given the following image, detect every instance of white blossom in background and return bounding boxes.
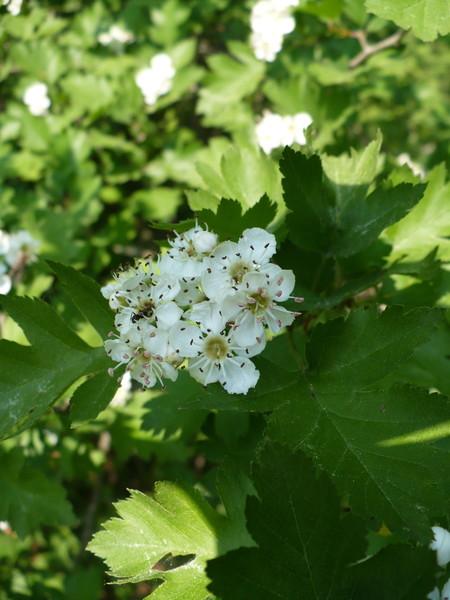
[102,224,302,395]
[427,579,450,600]
[397,152,426,179]
[98,25,134,47]
[430,526,450,566]
[0,229,40,295]
[23,82,51,116]
[2,230,40,267]
[110,372,133,407]
[135,53,175,106]
[2,0,22,15]
[256,110,312,153]
[250,0,299,62]
[0,263,12,295]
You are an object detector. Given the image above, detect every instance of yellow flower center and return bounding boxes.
[248,292,270,314]
[230,261,250,284]
[204,335,229,361]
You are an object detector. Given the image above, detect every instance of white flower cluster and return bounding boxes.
[23,82,51,117]
[256,110,313,154]
[2,0,22,16]
[0,230,40,295]
[135,54,175,106]
[428,526,450,600]
[250,0,299,62]
[98,25,134,47]
[102,225,302,395]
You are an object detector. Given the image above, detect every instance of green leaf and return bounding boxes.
[198,42,265,119]
[299,0,345,18]
[281,147,425,257]
[383,164,450,262]
[197,195,277,241]
[88,478,253,599]
[207,443,367,600]
[343,544,436,599]
[0,296,111,439]
[365,0,450,41]
[268,306,449,542]
[185,358,297,412]
[0,448,76,537]
[70,371,119,426]
[392,320,450,398]
[47,261,114,340]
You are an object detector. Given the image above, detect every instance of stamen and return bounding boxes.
[275,290,282,297]
[294,297,304,303]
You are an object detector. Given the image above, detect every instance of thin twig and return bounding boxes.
[349,29,405,69]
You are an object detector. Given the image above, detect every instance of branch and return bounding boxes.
[349,29,405,69]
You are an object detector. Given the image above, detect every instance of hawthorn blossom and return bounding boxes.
[256,110,313,153]
[431,526,450,566]
[160,225,218,278]
[201,227,277,302]
[0,263,11,295]
[2,230,40,267]
[23,83,51,116]
[98,25,134,46]
[250,0,298,62]
[443,579,450,600]
[102,225,300,394]
[3,0,22,15]
[135,53,175,106]
[170,302,264,394]
[222,268,300,345]
[106,323,178,388]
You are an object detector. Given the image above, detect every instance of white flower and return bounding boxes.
[442,578,450,600]
[397,153,426,179]
[160,225,219,278]
[250,0,299,62]
[135,53,175,106]
[255,111,285,154]
[102,224,298,394]
[170,302,263,394]
[106,323,178,389]
[113,274,182,335]
[3,0,22,16]
[110,371,132,407]
[3,230,40,267]
[222,268,299,345]
[201,227,277,302]
[98,25,134,46]
[0,263,12,295]
[427,587,440,600]
[256,111,313,153]
[0,231,10,255]
[23,82,51,116]
[430,526,450,566]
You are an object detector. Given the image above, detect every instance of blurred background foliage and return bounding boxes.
[0,0,449,598]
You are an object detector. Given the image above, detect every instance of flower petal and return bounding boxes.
[219,357,260,394]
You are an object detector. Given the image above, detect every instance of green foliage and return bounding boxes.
[0,295,111,439]
[0,447,76,537]
[208,443,367,600]
[269,307,449,542]
[88,464,254,598]
[365,0,450,41]
[281,146,426,257]
[198,195,277,241]
[1,0,449,597]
